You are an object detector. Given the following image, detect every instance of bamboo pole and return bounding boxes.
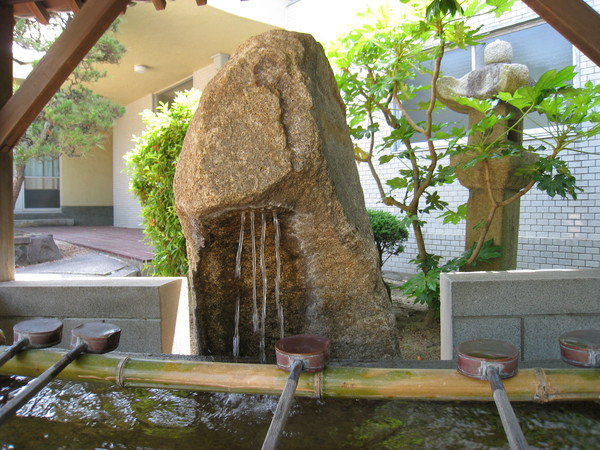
[0,349,598,402]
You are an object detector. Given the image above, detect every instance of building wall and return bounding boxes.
[356,0,600,274]
[111,61,225,229]
[193,62,220,90]
[61,136,113,207]
[59,135,114,225]
[112,94,153,228]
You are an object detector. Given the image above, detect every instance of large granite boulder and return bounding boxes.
[174,30,398,360]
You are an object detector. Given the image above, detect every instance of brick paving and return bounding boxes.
[17,226,154,263]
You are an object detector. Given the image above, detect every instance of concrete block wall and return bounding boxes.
[440,269,600,361]
[0,277,190,355]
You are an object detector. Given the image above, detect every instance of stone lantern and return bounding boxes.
[437,40,537,271]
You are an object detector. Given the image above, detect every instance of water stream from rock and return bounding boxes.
[233,213,246,358]
[250,212,258,333]
[233,210,285,361]
[259,212,268,362]
[273,211,284,340]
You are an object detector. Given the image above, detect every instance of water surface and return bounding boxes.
[0,378,598,449]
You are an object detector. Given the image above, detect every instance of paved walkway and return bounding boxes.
[16,226,154,263]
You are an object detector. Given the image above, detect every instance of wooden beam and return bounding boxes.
[65,0,84,14]
[522,0,600,67]
[25,1,51,25]
[0,0,131,154]
[0,3,14,281]
[151,0,166,11]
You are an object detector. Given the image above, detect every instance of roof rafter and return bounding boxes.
[0,0,131,152]
[65,0,83,14]
[3,0,215,18]
[151,0,166,10]
[25,1,51,24]
[522,0,600,67]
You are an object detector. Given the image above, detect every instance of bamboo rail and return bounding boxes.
[0,348,598,402]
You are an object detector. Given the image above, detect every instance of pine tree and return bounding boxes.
[12,15,125,206]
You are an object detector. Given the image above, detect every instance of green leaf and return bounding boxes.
[453,97,494,114]
[535,66,576,92]
[425,0,464,20]
[469,239,502,263]
[439,203,467,224]
[379,154,395,164]
[386,177,409,190]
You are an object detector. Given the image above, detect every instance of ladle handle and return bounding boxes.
[262,359,303,450]
[0,342,87,426]
[486,366,529,450]
[0,339,29,368]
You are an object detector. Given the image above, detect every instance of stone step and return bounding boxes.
[15,218,75,227]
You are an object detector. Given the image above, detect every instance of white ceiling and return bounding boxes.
[91,1,278,105]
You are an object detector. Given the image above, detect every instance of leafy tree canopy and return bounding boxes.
[126,90,201,276]
[328,0,600,318]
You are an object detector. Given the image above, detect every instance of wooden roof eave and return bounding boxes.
[0,0,132,153]
[3,0,218,21]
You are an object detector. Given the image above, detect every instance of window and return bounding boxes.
[406,22,573,138]
[23,158,60,209]
[154,78,193,109]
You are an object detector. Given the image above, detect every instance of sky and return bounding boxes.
[13,46,38,79]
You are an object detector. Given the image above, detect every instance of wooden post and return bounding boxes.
[0,4,14,282]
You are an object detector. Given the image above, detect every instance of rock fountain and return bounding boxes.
[174,30,398,360]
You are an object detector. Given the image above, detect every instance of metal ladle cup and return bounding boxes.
[559,329,600,368]
[262,334,330,450]
[457,339,528,450]
[0,319,63,368]
[0,322,121,426]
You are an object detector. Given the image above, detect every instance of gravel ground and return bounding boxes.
[387,278,441,360]
[54,240,94,259]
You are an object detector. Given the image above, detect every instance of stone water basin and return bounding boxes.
[0,376,598,448]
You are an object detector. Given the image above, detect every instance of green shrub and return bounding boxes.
[125,90,200,276]
[367,209,409,267]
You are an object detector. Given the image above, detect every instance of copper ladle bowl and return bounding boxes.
[559,329,600,368]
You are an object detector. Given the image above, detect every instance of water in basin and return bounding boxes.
[0,377,598,448]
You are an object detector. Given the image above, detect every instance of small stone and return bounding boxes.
[27,234,62,264]
[484,39,513,64]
